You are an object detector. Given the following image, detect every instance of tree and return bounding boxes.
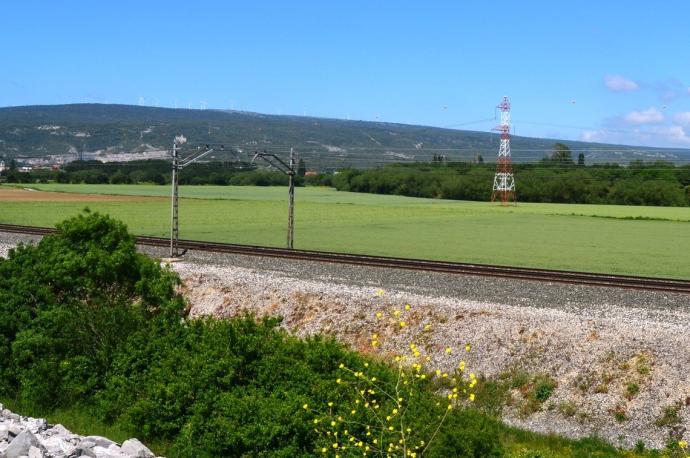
[550,143,574,164]
[578,153,585,167]
[477,154,484,164]
[297,158,306,177]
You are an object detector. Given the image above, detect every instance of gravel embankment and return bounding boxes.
[2,232,689,449]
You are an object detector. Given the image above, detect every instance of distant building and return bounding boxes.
[304,170,319,177]
[0,161,5,172]
[18,166,33,173]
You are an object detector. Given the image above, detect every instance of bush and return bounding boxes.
[0,211,503,457]
[0,210,182,409]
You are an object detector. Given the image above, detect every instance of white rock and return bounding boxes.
[28,445,45,458]
[26,418,47,434]
[39,435,76,456]
[4,430,45,458]
[107,444,125,454]
[85,436,117,448]
[8,423,23,436]
[93,444,128,458]
[120,438,154,458]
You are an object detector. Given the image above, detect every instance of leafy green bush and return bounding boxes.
[0,210,182,409]
[0,211,503,457]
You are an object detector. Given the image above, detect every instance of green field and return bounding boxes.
[2,183,690,278]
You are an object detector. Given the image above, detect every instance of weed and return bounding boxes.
[626,382,640,400]
[655,404,681,428]
[558,401,577,418]
[533,376,557,403]
[612,406,627,423]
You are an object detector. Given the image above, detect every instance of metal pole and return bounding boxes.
[288,147,295,249]
[170,143,179,257]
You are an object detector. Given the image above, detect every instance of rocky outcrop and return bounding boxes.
[0,405,157,458]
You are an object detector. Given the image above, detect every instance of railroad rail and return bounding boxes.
[1,223,690,294]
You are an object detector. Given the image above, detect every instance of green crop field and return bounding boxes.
[2,183,690,279]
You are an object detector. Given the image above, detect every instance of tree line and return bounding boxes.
[2,144,689,206]
[310,145,690,207]
[0,159,300,186]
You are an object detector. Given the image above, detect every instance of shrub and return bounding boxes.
[0,212,503,457]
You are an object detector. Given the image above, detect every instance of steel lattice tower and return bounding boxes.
[491,96,516,205]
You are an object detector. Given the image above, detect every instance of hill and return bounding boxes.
[0,104,687,168]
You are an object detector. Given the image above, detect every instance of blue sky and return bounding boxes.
[3,0,690,148]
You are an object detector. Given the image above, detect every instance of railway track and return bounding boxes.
[2,223,690,294]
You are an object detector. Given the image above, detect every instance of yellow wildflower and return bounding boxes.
[375,289,385,296]
[465,344,471,352]
[445,347,452,355]
[302,403,308,410]
[405,304,411,311]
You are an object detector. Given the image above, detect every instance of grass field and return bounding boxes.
[2,183,689,278]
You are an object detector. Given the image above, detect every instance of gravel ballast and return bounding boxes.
[2,232,689,449]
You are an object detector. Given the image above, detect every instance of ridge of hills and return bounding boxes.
[1,103,687,168]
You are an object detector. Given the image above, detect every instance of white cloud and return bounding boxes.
[604,74,639,92]
[579,124,690,147]
[623,107,664,125]
[675,112,690,127]
[649,125,690,145]
[580,130,599,142]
